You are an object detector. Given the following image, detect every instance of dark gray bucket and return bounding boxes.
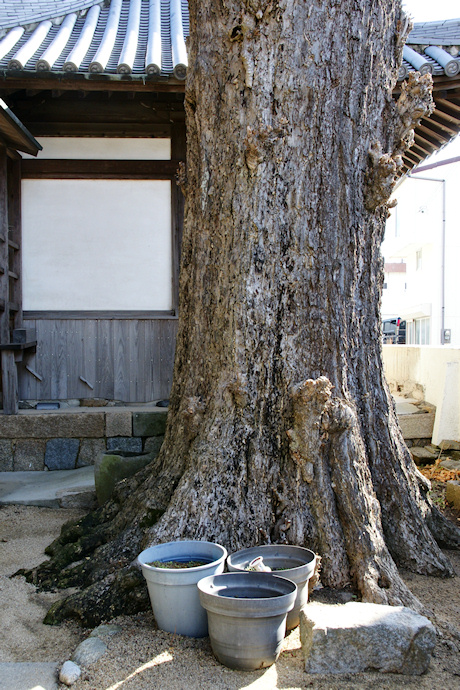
[198,572,297,671]
[227,544,316,630]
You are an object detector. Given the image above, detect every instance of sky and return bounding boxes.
[402,0,459,22]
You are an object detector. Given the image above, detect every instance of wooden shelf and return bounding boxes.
[0,340,37,351]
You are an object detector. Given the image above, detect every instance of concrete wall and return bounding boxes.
[382,345,460,444]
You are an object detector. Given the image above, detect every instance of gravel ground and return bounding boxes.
[1,503,459,690]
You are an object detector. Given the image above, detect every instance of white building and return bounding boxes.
[382,137,460,347]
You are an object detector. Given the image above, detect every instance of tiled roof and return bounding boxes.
[402,18,460,79]
[0,4,458,83]
[0,0,189,79]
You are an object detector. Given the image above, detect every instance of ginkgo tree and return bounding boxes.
[31,0,459,627]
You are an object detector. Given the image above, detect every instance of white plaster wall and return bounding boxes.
[383,345,460,443]
[22,137,171,160]
[22,179,172,311]
[383,138,460,347]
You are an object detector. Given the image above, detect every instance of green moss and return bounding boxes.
[139,508,163,528]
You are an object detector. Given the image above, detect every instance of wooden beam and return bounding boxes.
[430,111,460,134]
[25,123,174,137]
[421,117,458,140]
[0,74,186,94]
[21,159,181,179]
[405,149,424,165]
[24,310,177,320]
[414,132,443,153]
[436,98,460,116]
[418,123,449,145]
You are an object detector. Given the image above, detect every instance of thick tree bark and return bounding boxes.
[24,0,460,626]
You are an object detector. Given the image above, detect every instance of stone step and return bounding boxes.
[0,466,95,508]
[0,662,58,690]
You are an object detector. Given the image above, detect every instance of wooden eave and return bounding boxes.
[396,76,460,175]
[0,71,186,94]
[0,99,41,155]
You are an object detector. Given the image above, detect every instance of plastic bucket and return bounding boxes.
[137,540,227,637]
[227,544,316,629]
[198,572,297,670]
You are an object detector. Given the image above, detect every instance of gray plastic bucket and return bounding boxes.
[198,572,297,670]
[137,540,227,637]
[227,544,316,629]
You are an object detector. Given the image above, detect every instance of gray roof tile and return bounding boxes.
[0,1,98,30]
[407,17,460,46]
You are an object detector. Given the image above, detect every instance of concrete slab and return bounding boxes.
[0,662,58,690]
[0,466,95,508]
[392,395,419,405]
[395,401,420,415]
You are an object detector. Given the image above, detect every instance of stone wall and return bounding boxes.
[0,408,167,471]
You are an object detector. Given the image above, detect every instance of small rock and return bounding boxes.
[410,447,437,465]
[89,624,122,638]
[440,440,460,451]
[440,458,460,472]
[424,444,440,454]
[300,602,436,675]
[59,660,81,686]
[71,637,107,666]
[446,481,460,509]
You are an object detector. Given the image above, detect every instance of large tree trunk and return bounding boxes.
[26,0,459,627]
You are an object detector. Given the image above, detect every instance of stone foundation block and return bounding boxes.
[77,439,106,467]
[106,437,142,454]
[300,602,435,675]
[45,438,80,470]
[398,411,435,440]
[0,412,104,438]
[0,439,13,471]
[14,439,46,471]
[132,411,167,437]
[105,410,132,438]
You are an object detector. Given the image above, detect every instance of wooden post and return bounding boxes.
[1,349,18,414]
[0,146,18,414]
[7,158,22,329]
[0,147,8,342]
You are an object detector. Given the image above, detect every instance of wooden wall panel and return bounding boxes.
[18,318,178,403]
[50,319,68,399]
